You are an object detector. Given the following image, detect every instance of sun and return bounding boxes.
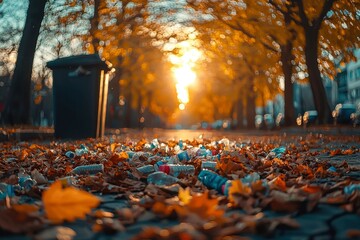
[170,44,201,110]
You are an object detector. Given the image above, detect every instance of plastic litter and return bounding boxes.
[147,171,179,186]
[136,165,155,174]
[201,161,217,171]
[158,164,195,177]
[268,146,286,158]
[344,184,360,195]
[198,170,228,193]
[72,164,104,175]
[176,151,190,161]
[65,151,75,158]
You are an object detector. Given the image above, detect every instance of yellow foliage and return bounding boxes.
[42,181,100,223]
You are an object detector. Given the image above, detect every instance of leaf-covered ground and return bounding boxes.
[0,133,360,239]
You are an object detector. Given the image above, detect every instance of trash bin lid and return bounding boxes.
[46,54,112,71]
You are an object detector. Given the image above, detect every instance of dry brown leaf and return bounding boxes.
[42,181,100,223]
[0,208,43,234]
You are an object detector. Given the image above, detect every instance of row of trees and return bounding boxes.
[0,0,359,128]
[186,0,359,126]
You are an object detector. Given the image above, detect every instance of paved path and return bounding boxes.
[0,128,360,240]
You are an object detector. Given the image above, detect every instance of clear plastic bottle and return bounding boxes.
[72,164,104,175]
[198,170,228,194]
[176,151,190,161]
[158,164,195,177]
[136,165,155,174]
[147,171,179,186]
[201,161,217,171]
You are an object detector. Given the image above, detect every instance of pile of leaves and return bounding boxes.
[0,134,360,239]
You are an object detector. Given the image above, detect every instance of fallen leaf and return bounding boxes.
[12,204,39,214]
[228,180,252,203]
[42,181,100,223]
[178,187,192,205]
[347,229,360,238]
[0,208,43,233]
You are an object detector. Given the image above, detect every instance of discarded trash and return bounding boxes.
[268,146,286,158]
[65,151,75,158]
[0,183,15,199]
[177,151,190,161]
[136,165,155,174]
[158,164,195,177]
[242,172,261,184]
[344,184,360,195]
[198,170,228,194]
[18,175,36,191]
[72,164,104,175]
[327,166,337,172]
[147,171,179,186]
[201,161,217,171]
[58,176,76,186]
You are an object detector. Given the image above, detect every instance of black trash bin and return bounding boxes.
[47,54,112,139]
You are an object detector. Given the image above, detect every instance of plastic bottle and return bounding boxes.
[0,183,15,199]
[198,170,228,194]
[158,164,195,177]
[147,171,179,186]
[177,151,190,161]
[72,164,104,175]
[65,151,75,158]
[242,172,261,184]
[344,184,360,195]
[201,161,217,171]
[268,146,286,158]
[136,165,155,174]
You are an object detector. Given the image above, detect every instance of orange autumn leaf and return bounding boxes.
[314,166,326,178]
[43,181,100,223]
[342,149,354,155]
[178,187,192,205]
[228,180,252,203]
[330,149,342,156]
[347,229,360,238]
[218,156,243,174]
[301,185,322,194]
[269,176,287,192]
[176,191,224,221]
[151,201,174,217]
[12,204,39,214]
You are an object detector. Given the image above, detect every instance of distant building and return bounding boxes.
[346,49,360,106]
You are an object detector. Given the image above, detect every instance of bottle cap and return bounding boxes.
[159,165,170,174]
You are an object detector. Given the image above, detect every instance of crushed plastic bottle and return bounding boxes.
[198,170,228,194]
[242,172,261,184]
[154,160,165,171]
[58,176,76,186]
[72,164,104,175]
[136,165,155,174]
[0,183,15,199]
[75,144,89,156]
[327,166,337,172]
[344,184,360,195]
[147,171,179,186]
[178,139,184,150]
[150,139,160,149]
[177,151,190,161]
[65,151,75,158]
[18,169,36,191]
[268,146,286,158]
[158,164,195,177]
[201,161,217,171]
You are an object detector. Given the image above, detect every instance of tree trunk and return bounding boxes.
[236,98,244,129]
[4,0,47,125]
[90,0,101,53]
[280,42,296,126]
[304,28,332,124]
[246,79,256,129]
